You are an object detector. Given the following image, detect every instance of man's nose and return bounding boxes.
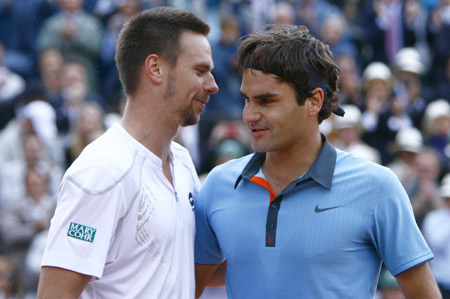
[243,102,261,123]
[205,73,219,94]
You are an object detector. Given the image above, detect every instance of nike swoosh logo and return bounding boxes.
[314,204,342,213]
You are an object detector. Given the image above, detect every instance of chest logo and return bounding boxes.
[314,204,342,213]
[67,222,97,242]
[189,192,194,210]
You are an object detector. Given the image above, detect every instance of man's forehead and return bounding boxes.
[178,32,213,65]
[243,68,279,79]
[241,68,288,95]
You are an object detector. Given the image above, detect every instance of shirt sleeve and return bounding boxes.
[372,169,433,276]
[195,172,224,265]
[41,169,126,279]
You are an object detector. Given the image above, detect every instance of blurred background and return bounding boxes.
[0,0,449,298]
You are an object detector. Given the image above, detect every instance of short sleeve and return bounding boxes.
[195,173,224,265]
[41,171,126,278]
[372,169,433,276]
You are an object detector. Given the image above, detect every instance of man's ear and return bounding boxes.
[306,87,324,116]
[144,54,163,84]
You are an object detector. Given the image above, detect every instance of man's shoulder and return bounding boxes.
[335,148,395,181]
[171,141,193,159]
[208,154,253,180]
[170,141,197,172]
[65,127,140,195]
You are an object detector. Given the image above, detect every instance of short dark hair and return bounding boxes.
[115,7,210,95]
[237,24,340,123]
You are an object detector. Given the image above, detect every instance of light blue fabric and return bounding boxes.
[195,135,432,299]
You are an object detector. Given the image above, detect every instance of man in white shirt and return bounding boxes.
[37,7,218,298]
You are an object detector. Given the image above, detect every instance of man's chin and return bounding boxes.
[181,115,200,127]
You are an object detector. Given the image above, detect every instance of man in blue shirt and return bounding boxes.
[194,24,441,298]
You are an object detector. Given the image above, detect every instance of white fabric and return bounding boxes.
[41,123,199,299]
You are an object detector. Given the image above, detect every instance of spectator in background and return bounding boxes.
[36,47,65,99]
[49,61,105,136]
[421,99,450,176]
[387,126,424,187]
[37,0,103,92]
[332,104,381,164]
[362,60,416,165]
[65,101,105,168]
[422,172,450,299]
[0,42,26,131]
[391,47,429,128]
[0,168,56,283]
[0,133,63,207]
[273,2,296,25]
[319,13,358,61]
[0,98,63,168]
[405,147,443,228]
[360,61,399,164]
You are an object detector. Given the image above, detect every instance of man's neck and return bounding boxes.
[120,99,178,162]
[262,133,323,195]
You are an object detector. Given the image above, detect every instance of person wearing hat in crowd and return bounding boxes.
[387,126,424,187]
[360,61,414,165]
[422,173,450,299]
[360,61,398,164]
[194,24,441,298]
[422,99,450,176]
[0,96,64,169]
[332,104,381,164]
[391,47,429,128]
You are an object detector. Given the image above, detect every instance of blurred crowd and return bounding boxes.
[0,0,449,298]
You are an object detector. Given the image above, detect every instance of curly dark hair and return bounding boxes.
[237,24,340,123]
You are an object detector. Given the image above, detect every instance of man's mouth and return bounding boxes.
[248,126,269,137]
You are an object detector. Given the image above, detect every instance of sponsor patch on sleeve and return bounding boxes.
[67,222,97,243]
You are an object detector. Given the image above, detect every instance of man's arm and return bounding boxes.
[195,261,226,299]
[37,266,92,299]
[395,262,442,299]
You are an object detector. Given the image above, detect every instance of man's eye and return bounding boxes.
[261,99,274,105]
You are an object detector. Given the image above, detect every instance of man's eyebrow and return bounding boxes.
[196,63,213,71]
[240,91,279,99]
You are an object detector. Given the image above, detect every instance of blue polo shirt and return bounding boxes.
[195,135,433,298]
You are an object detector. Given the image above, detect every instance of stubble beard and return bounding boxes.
[164,74,198,127]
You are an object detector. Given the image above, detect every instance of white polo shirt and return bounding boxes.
[41,123,199,299]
